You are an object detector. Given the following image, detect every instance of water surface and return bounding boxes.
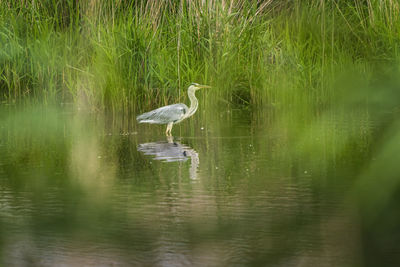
[1,106,399,266]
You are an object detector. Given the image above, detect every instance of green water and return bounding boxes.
[0,105,399,266]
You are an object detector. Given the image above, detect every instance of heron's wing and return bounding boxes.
[136,103,189,124]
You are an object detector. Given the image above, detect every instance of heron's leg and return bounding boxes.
[168,122,173,136]
[166,122,173,136]
[166,135,173,143]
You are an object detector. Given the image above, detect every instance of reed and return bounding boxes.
[0,0,399,111]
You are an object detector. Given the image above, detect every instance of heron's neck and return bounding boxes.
[186,89,198,118]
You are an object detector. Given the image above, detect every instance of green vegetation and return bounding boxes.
[1,2,400,264]
[1,0,399,112]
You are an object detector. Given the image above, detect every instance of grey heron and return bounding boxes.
[136,83,211,136]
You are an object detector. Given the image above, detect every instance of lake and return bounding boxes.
[1,105,399,266]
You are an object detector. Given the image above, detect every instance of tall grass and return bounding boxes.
[0,0,399,112]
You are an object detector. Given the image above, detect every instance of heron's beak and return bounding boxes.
[197,85,211,89]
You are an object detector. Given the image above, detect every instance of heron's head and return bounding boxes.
[188,83,211,92]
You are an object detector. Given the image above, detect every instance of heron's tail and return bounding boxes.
[136,111,158,124]
[136,113,149,123]
[137,119,157,123]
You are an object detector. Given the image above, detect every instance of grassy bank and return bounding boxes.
[0,0,399,112]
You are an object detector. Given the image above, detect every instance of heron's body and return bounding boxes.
[136,103,189,124]
[136,83,209,136]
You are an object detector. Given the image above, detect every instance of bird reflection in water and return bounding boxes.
[137,136,199,179]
